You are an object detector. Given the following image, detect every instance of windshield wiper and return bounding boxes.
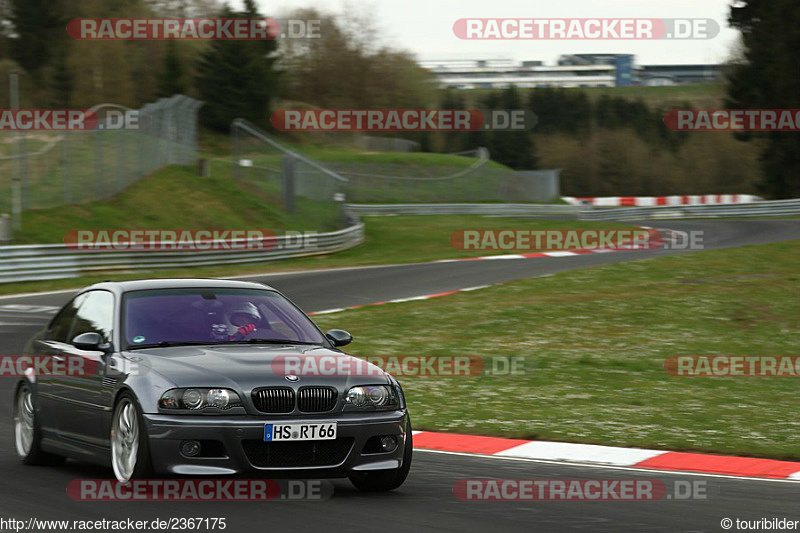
[126,339,322,350]
[126,340,225,350]
[227,338,320,346]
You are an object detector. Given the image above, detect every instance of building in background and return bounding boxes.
[556,54,635,87]
[637,64,722,86]
[419,55,720,89]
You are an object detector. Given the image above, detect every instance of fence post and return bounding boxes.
[198,158,210,177]
[9,72,22,230]
[95,126,104,199]
[334,192,347,227]
[0,213,11,243]
[231,122,240,180]
[62,134,71,204]
[282,153,296,214]
[117,130,124,192]
[138,110,146,177]
[166,105,175,164]
[20,136,29,210]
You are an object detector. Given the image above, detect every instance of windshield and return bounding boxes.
[122,288,327,349]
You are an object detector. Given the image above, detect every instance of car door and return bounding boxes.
[32,293,85,437]
[48,290,115,447]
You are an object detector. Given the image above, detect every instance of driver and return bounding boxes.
[227,302,261,341]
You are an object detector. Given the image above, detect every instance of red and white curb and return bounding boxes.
[434,248,614,263]
[563,194,762,207]
[308,285,492,316]
[411,431,800,480]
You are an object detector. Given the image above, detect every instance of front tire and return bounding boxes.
[349,422,413,492]
[13,382,65,466]
[111,393,153,482]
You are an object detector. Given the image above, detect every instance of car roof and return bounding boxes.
[83,278,276,294]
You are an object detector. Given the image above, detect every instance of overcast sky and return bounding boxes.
[240,0,739,66]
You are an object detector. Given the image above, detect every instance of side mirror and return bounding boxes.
[72,332,110,352]
[325,329,353,347]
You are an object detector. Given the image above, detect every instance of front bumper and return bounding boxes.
[143,410,409,477]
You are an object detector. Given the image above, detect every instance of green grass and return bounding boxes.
[12,164,331,244]
[205,130,526,203]
[312,239,800,460]
[294,149,505,168]
[223,145,505,171]
[203,127,501,168]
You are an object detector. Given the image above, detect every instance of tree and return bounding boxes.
[484,87,537,170]
[48,48,74,107]
[156,40,186,97]
[727,0,800,198]
[529,88,592,136]
[439,90,468,152]
[8,0,64,77]
[277,8,435,110]
[195,2,278,130]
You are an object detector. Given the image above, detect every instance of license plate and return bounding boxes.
[264,422,337,442]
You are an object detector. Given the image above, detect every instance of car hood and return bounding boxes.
[123,344,391,392]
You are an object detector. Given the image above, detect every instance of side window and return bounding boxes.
[49,294,85,343]
[69,291,115,344]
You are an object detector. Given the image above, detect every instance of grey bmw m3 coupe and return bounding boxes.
[13,279,412,491]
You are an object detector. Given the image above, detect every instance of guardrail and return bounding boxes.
[346,203,582,216]
[2,199,798,285]
[0,222,364,284]
[578,199,800,221]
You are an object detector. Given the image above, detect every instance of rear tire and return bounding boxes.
[13,382,66,466]
[349,422,413,492]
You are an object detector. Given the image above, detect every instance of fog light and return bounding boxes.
[180,440,201,457]
[380,436,398,452]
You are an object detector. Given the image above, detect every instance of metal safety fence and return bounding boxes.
[0,220,364,284]
[229,119,348,232]
[225,120,561,205]
[326,149,560,203]
[578,199,800,221]
[346,203,581,216]
[0,95,202,225]
[348,200,800,220]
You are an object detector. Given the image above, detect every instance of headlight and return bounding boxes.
[159,388,243,411]
[345,385,398,410]
[207,389,231,409]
